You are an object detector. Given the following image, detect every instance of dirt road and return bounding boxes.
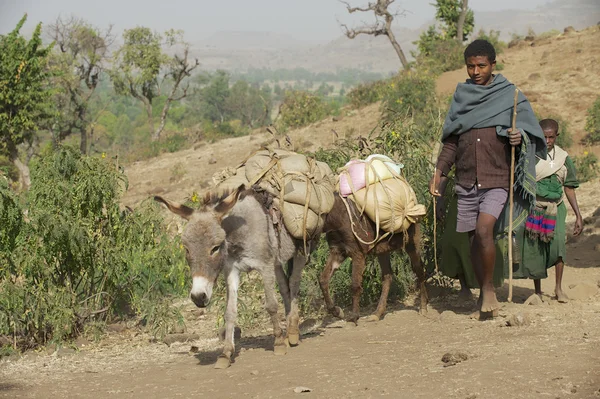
[2,264,599,399]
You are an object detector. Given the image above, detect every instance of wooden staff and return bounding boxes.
[508,88,519,303]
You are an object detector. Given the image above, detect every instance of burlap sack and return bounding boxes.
[351,177,426,233]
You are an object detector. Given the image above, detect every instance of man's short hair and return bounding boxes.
[539,118,559,134]
[464,39,496,63]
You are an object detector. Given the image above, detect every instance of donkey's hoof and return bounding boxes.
[331,306,345,319]
[274,344,287,356]
[287,332,300,346]
[365,314,381,322]
[214,356,231,369]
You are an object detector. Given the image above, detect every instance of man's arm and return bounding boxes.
[430,136,458,196]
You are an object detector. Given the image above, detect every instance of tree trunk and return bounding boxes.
[80,129,88,155]
[386,29,409,70]
[153,98,172,142]
[145,102,157,142]
[7,140,31,191]
[456,0,469,42]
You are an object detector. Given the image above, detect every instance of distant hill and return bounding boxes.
[191,0,600,74]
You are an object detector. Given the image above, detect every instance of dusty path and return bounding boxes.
[2,265,599,399]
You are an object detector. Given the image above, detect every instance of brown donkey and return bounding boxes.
[320,195,428,323]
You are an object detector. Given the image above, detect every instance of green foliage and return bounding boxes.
[0,14,53,155]
[573,151,599,183]
[47,17,112,152]
[276,90,329,130]
[0,146,188,346]
[413,35,465,73]
[584,95,600,145]
[433,0,474,41]
[382,71,438,121]
[346,80,387,109]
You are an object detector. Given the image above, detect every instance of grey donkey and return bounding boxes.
[155,185,313,369]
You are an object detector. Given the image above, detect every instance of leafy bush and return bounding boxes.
[276,90,329,131]
[584,95,600,145]
[413,30,465,74]
[0,146,188,347]
[573,151,599,183]
[346,80,387,109]
[382,71,438,122]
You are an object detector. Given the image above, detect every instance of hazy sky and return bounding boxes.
[0,0,553,42]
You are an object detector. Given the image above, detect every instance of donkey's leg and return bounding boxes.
[319,247,345,319]
[262,264,287,356]
[286,252,307,346]
[407,224,428,315]
[275,261,291,316]
[347,254,367,324]
[215,269,240,369]
[369,253,393,321]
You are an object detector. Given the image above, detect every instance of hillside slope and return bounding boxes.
[122,25,600,208]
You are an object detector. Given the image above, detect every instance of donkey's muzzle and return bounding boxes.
[191,292,209,308]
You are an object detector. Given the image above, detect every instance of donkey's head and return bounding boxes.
[155,186,244,308]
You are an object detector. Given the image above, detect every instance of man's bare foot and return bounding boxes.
[479,290,500,313]
[555,289,569,303]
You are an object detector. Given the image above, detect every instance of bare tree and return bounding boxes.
[47,16,114,154]
[339,0,409,69]
[456,0,469,42]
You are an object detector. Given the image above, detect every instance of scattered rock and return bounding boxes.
[299,318,319,334]
[294,386,313,393]
[251,370,259,376]
[566,283,599,300]
[564,26,576,34]
[506,312,531,327]
[524,294,543,306]
[189,346,199,354]
[441,351,468,367]
[208,157,217,164]
[162,333,199,346]
[75,337,91,349]
[529,73,541,80]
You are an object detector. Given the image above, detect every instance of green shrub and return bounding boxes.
[347,80,387,109]
[573,151,599,183]
[276,90,329,131]
[584,96,600,145]
[414,37,465,74]
[0,146,188,346]
[382,71,438,122]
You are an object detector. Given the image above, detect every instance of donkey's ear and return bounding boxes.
[213,184,245,218]
[154,196,194,220]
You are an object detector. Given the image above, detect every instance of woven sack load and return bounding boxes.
[338,155,425,243]
[215,148,335,241]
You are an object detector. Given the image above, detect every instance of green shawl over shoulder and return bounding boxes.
[442,74,547,236]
